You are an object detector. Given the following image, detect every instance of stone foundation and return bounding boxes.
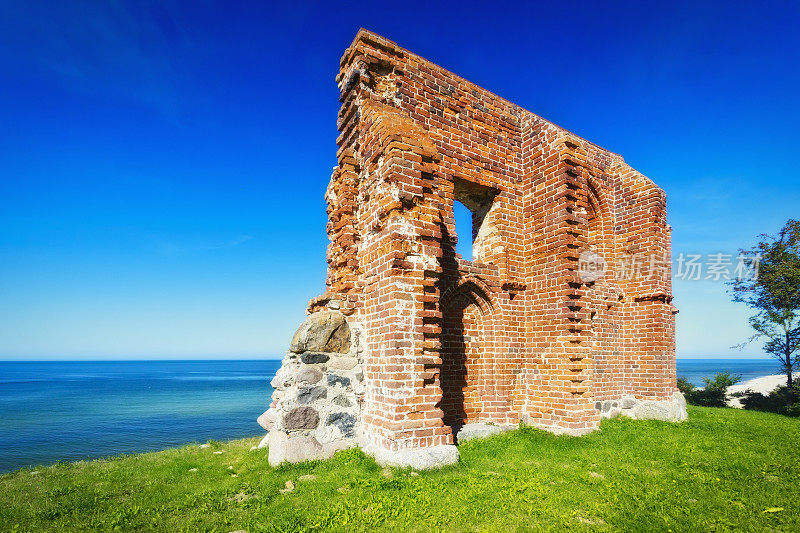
[258,311,365,467]
[597,392,688,422]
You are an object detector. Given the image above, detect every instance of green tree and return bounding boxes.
[731,219,800,401]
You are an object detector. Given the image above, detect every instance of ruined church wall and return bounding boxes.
[288,29,683,462]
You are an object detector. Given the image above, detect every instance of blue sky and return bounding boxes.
[1,1,798,359]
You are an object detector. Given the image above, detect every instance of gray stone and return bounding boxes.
[290,311,351,354]
[272,360,297,385]
[328,356,358,370]
[455,423,511,443]
[296,366,323,384]
[328,373,351,387]
[629,395,688,422]
[368,443,459,470]
[333,394,352,407]
[673,391,687,411]
[620,396,637,409]
[268,431,324,466]
[321,439,354,458]
[297,386,327,404]
[355,372,363,382]
[326,412,356,437]
[301,352,330,364]
[257,408,276,430]
[632,401,674,420]
[283,407,320,429]
[600,401,622,418]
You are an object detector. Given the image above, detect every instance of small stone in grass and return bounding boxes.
[279,480,295,494]
[189,468,198,472]
[589,471,605,479]
[231,474,238,478]
[228,465,233,469]
[577,516,606,526]
[213,450,224,455]
[298,474,316,481]
[199,444,211,449]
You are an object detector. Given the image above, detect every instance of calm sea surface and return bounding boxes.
[0,360,279,473]
[676,358,779,386]
[0,357,779,473]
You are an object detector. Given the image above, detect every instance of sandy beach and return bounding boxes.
[728,374,787,395]
[727,374,787,408]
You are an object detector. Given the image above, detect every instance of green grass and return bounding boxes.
[1,406,798,532]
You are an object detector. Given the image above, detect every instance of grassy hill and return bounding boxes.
[1,406,798,532]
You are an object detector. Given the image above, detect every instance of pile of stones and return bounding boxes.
[256,311,364,466]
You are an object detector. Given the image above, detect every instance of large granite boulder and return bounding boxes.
[620,392,688,422]
[290,311,351,354]
[268,431,322,465]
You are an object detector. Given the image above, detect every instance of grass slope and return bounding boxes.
[1,406,798,532]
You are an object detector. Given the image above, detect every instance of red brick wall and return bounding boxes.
[308,29,678,449]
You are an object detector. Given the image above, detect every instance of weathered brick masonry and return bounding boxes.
[260,29,686,468]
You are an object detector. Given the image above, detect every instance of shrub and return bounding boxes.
[677,377,695,396]
[703,372,742,390]
[681,372,741,408]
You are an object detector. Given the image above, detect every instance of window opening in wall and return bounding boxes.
[454,200,474,260]
[452,177,500,264]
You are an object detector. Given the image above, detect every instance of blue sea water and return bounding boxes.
[676,358,779,387]
[0,360,279,474]
[0,357,780,473]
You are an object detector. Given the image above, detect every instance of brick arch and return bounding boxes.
[585,176,613,256]
[439,278,497,435]
[440,276,497,316]
[581,176,620,310]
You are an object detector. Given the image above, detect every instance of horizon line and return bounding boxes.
[0,355,775,362]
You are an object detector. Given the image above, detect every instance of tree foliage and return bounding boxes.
[731,219,800,398]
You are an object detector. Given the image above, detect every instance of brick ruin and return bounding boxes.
[258,29,687,469]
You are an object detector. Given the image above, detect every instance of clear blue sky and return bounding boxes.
[1,1,798,359]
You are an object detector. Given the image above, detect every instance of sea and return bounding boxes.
[0,357,780,473]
